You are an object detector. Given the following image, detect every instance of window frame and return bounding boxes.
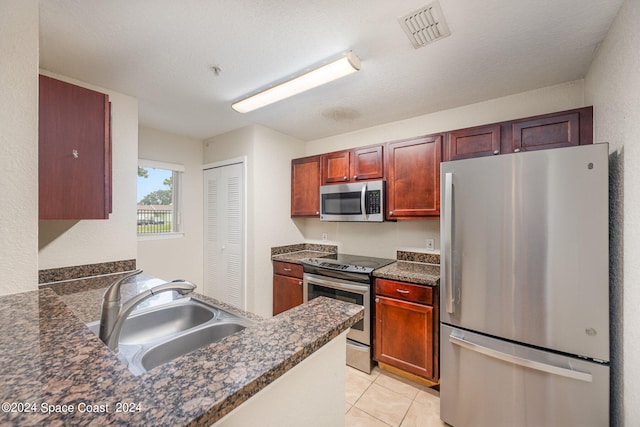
[137,159,184,240]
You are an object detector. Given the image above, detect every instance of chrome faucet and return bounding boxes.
[99,269,197,352]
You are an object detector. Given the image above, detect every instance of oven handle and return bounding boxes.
[304,273,369,295]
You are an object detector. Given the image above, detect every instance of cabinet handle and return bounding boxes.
[72,149,79,158]
[514,148,521,153]
[396,289,410,294]
[353,175,358,180]
[375,298,379,303]
[283,268,292,272]
[389,211,394,216]
[299,281,303,286]
[315,211,319,215]
[343,176,348,181]
[493,150,499,155]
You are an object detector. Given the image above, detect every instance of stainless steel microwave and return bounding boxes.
[320,180,385,222]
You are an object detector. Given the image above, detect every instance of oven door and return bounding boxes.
[303,273,370,345]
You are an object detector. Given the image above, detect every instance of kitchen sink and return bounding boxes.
[86,296,255,375]
[137,322,247,372]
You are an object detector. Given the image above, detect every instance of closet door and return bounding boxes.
[204,162,245,308]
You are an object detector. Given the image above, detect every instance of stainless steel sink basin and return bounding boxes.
[137,322,247,372]
[86,296,255,375]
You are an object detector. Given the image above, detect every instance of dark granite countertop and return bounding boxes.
[270,243,338,264]
[373,261,440,286]
[0,273,363,426]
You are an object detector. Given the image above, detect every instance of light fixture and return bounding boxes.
[231,51,361,113]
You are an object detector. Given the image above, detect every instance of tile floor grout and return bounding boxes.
[345,365,447,427]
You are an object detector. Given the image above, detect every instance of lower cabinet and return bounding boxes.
[273,261,304,315]
[374,278,439,382]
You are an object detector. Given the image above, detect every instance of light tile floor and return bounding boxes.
[345,366,448,427]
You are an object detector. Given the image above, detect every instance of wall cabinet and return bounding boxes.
[322,145,384,184]
[272,261,304,315]
[443,106,593,161]
[291,155,321,217]
[385,135,441,219]
[446,124,501,161]
[39,74,112,219]
[374,278,438,381]
[290,106,593,220]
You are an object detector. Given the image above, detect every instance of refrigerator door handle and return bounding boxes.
[449,334,593,382]
[443,172,454,314]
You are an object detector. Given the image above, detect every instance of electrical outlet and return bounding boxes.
[426,239,435,251]
[322,233,328,241]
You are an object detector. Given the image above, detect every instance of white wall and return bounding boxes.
[584,0,639,424]
[137,126,204,286]
[204,125,305,316]
[0,0,39,295]
[302,80,586,257]
[38,71,138,271]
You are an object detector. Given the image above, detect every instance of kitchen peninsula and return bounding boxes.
[0,273,363,426]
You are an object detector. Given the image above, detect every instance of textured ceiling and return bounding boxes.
[39,0,623,141]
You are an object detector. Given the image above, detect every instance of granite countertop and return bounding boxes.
[270,243,338,264]
[0,273,363,426]
[373,261,440,286]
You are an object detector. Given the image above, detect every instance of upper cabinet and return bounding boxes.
[322,145,384,184]
[39,75,112,220]
[386,135,442,220]
[446,124,501,161]
[291,155,321,217]
[290,106,593,220]
[509,108,591,152]
[443,106,593,161]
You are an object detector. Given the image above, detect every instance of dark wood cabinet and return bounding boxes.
[291,155,321,217]
[443,107,593,161]
[374,278,438,382]
[446,124,501,161]
[386,135,441,219]
[509,109,589,152]
[322,145,384,184]
[39,74,112,219]
[272,261,304,315]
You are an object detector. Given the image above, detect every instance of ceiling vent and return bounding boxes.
[399,1,451,49]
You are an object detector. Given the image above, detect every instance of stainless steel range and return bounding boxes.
[302,254,394,373]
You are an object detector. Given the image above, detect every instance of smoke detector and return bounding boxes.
[399,1,451,49]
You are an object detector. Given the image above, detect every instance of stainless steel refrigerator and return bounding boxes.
[439,143,610,427]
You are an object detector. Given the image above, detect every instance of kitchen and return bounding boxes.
[1,0,638,426]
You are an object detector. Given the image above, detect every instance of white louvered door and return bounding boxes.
[203,162,245,309]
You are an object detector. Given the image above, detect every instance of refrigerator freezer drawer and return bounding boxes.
[440,324,609,427]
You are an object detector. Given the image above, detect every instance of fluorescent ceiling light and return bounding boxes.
[232,51,361,113]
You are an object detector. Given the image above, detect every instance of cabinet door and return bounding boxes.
[352,145,384,181]
[291,155,321,217]
[273,274,303,315]
[39,75,111,219]
[322,150,351,184]
[375,295,434,379]
[386,135,442,219]
[511,111,581,152]
[446,124,501,161]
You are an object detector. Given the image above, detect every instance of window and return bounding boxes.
[137,159,183,237]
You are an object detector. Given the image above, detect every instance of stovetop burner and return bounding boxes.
[302,253,395,275]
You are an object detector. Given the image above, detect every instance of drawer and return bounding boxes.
[273,261,303,278]
[375,278,433,305]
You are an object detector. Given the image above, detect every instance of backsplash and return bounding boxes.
[271,243,338,257]
[397,250,440,265]
[38,259,137,284]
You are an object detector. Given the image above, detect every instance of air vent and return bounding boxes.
[399,1,451,49]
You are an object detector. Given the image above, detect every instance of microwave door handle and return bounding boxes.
[360,183,367,221]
